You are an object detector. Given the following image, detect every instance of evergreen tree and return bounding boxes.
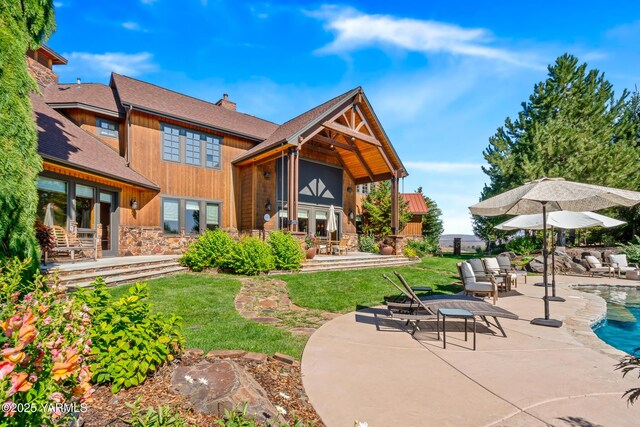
[361,180,412,237]
[0,1,56,276]
[474,54,640,243]
[416,186,443,242]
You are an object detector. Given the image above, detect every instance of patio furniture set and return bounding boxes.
[584,253,639,279]
[43,225,98,264]
[315,236,350,256]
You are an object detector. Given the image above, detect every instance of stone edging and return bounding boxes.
[566,284,632,360]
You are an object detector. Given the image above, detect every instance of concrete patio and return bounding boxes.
[302,274,640,426]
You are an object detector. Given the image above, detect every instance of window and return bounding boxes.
[163,199,180,234]
[205,136,221,168]
[185,201,200,233]
[97,118,118,138]
[206,203,219,230]
[185,132,201,165]
[37,177,68,227]
[162,198,221,234]
[298,209,309,233]
[75,184,95,229]
[161,123,221,169]
[162,125,181,162]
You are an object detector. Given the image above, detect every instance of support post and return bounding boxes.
[292,149,299,232]
[391,172,399,235]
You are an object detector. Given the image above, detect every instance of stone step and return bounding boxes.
[42,255,181,276]
[297,258,418,273]
[305,255,403,265]
[59,261,183,285]
[67,266,188,289]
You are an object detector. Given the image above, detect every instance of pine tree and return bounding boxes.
[416,186,443,242]
[361,180,411,237]
[474,54,640,243]
[0,1,56,276]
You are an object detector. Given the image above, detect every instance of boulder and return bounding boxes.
[171,360,275,423]
[526,253,587,274]
[499,251,517,260]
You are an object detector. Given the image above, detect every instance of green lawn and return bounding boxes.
[275,255,466,313]
[109,274,308,359]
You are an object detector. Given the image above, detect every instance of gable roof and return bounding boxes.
[110,73,278,141]
[31,94,159,190]
[42,83,122,116]
[402,193,429,215]
[232,87,361,164]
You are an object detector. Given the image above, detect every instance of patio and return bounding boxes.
[302,274,640,426]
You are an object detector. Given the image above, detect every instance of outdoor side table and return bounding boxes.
[437,308,476,350]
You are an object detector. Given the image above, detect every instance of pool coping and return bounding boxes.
[568,282,637,360]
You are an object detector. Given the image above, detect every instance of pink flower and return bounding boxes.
[43,317,53,326]
[7,372,32,396]
[0,361,15,380]
[49,392,65,404]
[3,399,15,417]
[1,316,23,338]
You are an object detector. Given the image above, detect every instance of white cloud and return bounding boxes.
[606,20,640,41]
[122,21,141,31]
[53,1,64,7]
[64,52,157,77]
[309,5,541,69]
[405,161,484,173]
[442,213,475,235]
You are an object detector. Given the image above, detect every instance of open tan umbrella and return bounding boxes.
[470,177,640,328]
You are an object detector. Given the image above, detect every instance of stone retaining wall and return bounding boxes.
[118,226,199,256]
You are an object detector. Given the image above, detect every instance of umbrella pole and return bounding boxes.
[548,225,566,302]
[531,203,562,328]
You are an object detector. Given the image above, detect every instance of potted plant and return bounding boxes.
[305,236,317,259]
[379,238,394,256]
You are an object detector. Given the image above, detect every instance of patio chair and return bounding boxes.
[337,237,349,255]
[607,254,639,278]
[483,257,518,290]
[468,258,492,281]
[584,255,614,278]
[457,262,498,304]
[315,237,330,255]
[44,225,97,264]
[497,254,528,284]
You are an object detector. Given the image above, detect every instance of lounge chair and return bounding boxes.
[468,258,493,282]
[45,225,97,264]
[607,254,639,278]
[483,257,518,290]
[458,262,498,304]
[497,254,527,284]
[383,274,518,337]
[584,255,614,278]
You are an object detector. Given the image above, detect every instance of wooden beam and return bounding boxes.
[391,172,399,235]
[323,121,381,147]
[347,138,375,181]
[353,172,394,185]
[312,134,354,152]
[331,148,356,182]
[377,145,395,172]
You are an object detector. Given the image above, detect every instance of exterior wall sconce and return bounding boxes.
[347,187,353,193]
[130,198,138,210]
[265,199,272,212]
[348,209,354,220]
[263,171,271,178]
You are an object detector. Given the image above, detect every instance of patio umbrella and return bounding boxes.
[327,205,338,238]
[470,177,640,328]
[496,211,626,301]
[44,203,55,227]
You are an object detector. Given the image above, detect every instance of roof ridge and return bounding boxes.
[56,82,109,86]
[111,73,279,126]
[275,86,360,130]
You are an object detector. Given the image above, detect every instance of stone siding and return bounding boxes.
[27,57,57,86]
[119,226,198,256]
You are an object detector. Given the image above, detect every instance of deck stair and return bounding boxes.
[41,255,187,289]
[295,252,419,274]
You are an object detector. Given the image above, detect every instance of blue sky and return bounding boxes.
[49,1,640,234]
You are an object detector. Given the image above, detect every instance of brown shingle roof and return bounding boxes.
[402,193,429,215]
[42,83,121,115]
[32,94,159,190]
[110,73,278,141]
[232,87,360,163]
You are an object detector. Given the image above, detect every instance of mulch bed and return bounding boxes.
[81,350,323,426]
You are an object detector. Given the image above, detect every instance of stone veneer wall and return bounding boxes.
[27,57,57,86]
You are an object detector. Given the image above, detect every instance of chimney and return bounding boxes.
[76,77,81,87]
[216,93,236,111]
[25,45,67,87]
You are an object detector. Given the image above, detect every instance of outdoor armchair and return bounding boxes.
[584,255,615,278]
[483,257,518,290]
[607,254,639,278]
[468,258,493,281]
[497,254,527,284]
[457,262,498,304]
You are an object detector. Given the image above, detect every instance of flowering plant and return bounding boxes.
[0,258,93,426]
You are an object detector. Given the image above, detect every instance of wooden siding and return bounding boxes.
[125,110,256,228]
[240,165,253,231]
[401,215,423,236]
[63,109,123,154]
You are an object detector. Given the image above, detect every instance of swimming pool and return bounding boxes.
[578,285,640,355]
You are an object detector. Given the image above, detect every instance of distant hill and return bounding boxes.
[439,234,485,251]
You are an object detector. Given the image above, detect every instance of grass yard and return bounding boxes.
[109,274,308,359]
[275,255,466,313]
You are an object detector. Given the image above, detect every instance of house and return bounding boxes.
[27,45,408,258]
[399,193,429,237]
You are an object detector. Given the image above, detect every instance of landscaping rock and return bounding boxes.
[273,353,296,365]
[184,348,205,358]
[499,251,517,259]
[205,350,247,360]
[526,253,587,274]
[243,352,269,363]
[171,360,275,422]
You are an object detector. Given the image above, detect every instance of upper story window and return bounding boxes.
[161,124,221,169]
[97,118,118,139]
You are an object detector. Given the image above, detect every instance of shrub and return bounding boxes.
[226,237,275,276]
[180,229,235,272]
[75,280,184,394]
[358,234,378,254]
[268,231,305,271]
[619,236,640,264]
[0,258,93,426]
[406,238,439,256]
[403,246,418,258]
[505,236,537,256]
[125,398,187,427]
